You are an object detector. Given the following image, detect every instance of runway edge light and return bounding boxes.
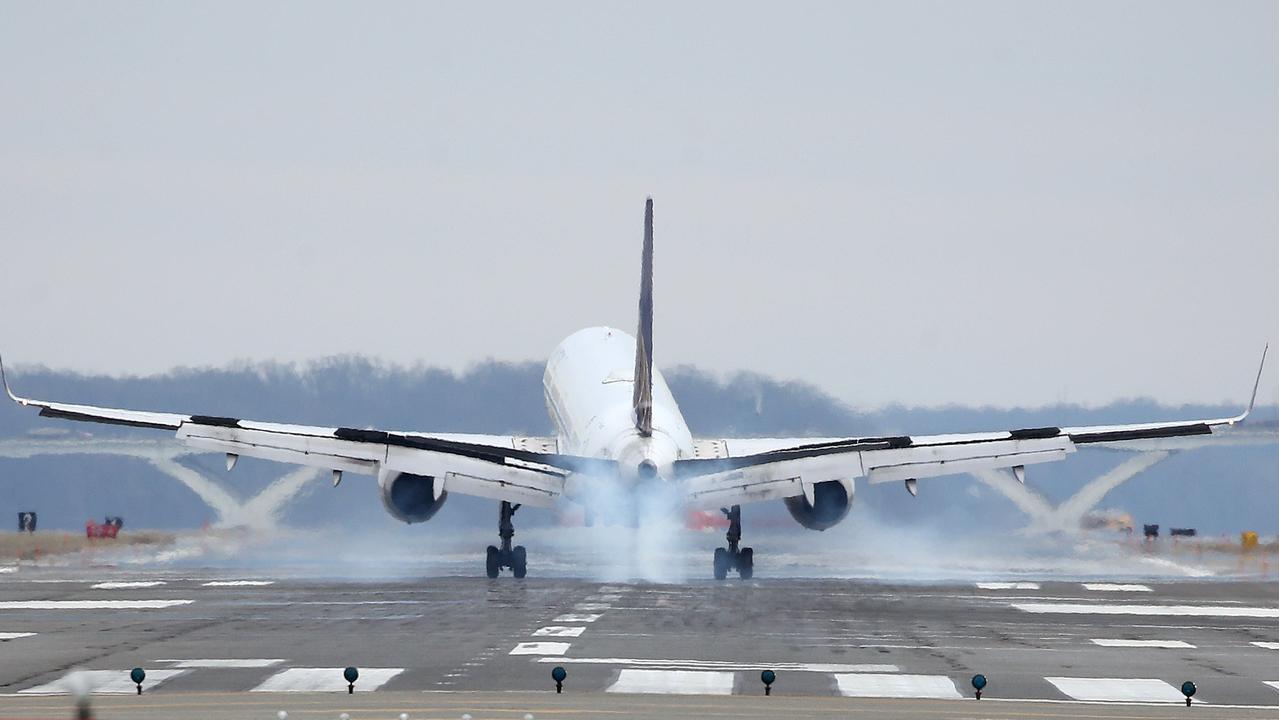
[761,669,776,695]
[551,665,567,693]
[129,667,145,695]
[1182,680,1197,707]
[344,666,359,694]
[971,673,987,700]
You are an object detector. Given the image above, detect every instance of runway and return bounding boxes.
[4,563,1279,718]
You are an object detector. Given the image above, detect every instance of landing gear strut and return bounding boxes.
[486,501,527,579]
[713,505,753,580]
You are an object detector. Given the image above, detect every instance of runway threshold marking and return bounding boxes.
[510,642,571,656]
[0,600,193,610]
[1013,602,1279,618]
[250,668,403,692]
[554,613,602,622]
[19,669,190,695]
[606,669,734,695]
[533,626,586,637]
[1090,639,1195,648]
[538,658,898,673]
[833,673,962,699]
[157,659,286,668]
[976,582,1040,590]
[1045,676,1198,703]
[0,632,36,641]
[1082,583,1153,592]
[91,581,167,589]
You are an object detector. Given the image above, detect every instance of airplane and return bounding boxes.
[1,198,1269,579]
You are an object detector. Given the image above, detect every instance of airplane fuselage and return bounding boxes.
[543,327,692,485]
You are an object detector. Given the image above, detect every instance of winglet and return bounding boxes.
[0,352,25,406]
[1245,343,1268,419]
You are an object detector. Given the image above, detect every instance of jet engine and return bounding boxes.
[783,479,853,531]
[378,470,448,523]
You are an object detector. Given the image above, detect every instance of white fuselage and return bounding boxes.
[543,327,692,483]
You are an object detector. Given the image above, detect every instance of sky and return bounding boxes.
[1,1,1277,410]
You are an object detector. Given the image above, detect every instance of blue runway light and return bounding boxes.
[551,666,566,693]
[344,666,359,694]
[761,669,776,695]
[130,667,145,695]
[1182,681,1197,706]
[971,673,987,700]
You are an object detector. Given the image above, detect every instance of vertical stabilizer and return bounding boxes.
[633,198,655,436]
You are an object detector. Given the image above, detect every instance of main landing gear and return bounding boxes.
[713,504,753,580]
[487,501,527,579]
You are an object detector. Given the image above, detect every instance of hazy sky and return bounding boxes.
[2,1,1277,410]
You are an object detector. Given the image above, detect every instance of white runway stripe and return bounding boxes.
[0,567,15,574]
[533,626,585,637]
[1046,677,1193,703]
[554,613,602,623]
[510,642,570,655]
[585,594,623,602]
[251,667,403,692]
[574,603,612,611]
[543,658,896,673]
[607,669,734,695]
[92,581,166,589]
[834,673,962,699]
[1083,583,1152,592]
[976,582,1040,590]
[20,669,189,695]
[0,632,36,641]
[1091,639,1194,648]
[0,600,192,610]
[1264,681,1279,694]
[159,659,285,668]
[201,580,274,587]
[1014,603,1279,618]
[1253,642,1279,650]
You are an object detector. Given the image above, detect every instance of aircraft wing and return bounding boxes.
[677,347,1268,509]
[0,359,612,508]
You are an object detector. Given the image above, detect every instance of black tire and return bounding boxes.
[512,545,527,579]
[713,547,729,580]
[738,547,754,580]
[486,545,501,578]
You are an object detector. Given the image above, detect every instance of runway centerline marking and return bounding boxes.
[0,600,193,610]
[1090,638,1195,648]
[157,659,286,668]
[250,667,403,692]
[509,642,570,656]
[1013,602,1279,618]
[1046,676,1199,703]
[532,626,585,638]
[833,673,962,699]
[606,669,734,695]
[91,581,166,589]
[554,613,602,623]
[1082,583,1152,592]
[201,580,275,587]
[537,657,898,673]
[976,582,1040,590]
[20,669,189,695]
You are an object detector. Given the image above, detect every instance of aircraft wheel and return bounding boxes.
[738,547,753,580]
[486,545,501,578]
[713,547,729,580]
[512,545,528,579]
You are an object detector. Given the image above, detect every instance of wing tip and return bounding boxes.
[1247,342,1268,416]
[0,352,24,405]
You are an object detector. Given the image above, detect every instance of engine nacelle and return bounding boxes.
[784,479,853,531]
[378,470,448,524]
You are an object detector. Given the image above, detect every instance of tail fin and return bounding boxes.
[633,197,655,436]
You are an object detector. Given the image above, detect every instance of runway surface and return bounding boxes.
[5,556,1279,718]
